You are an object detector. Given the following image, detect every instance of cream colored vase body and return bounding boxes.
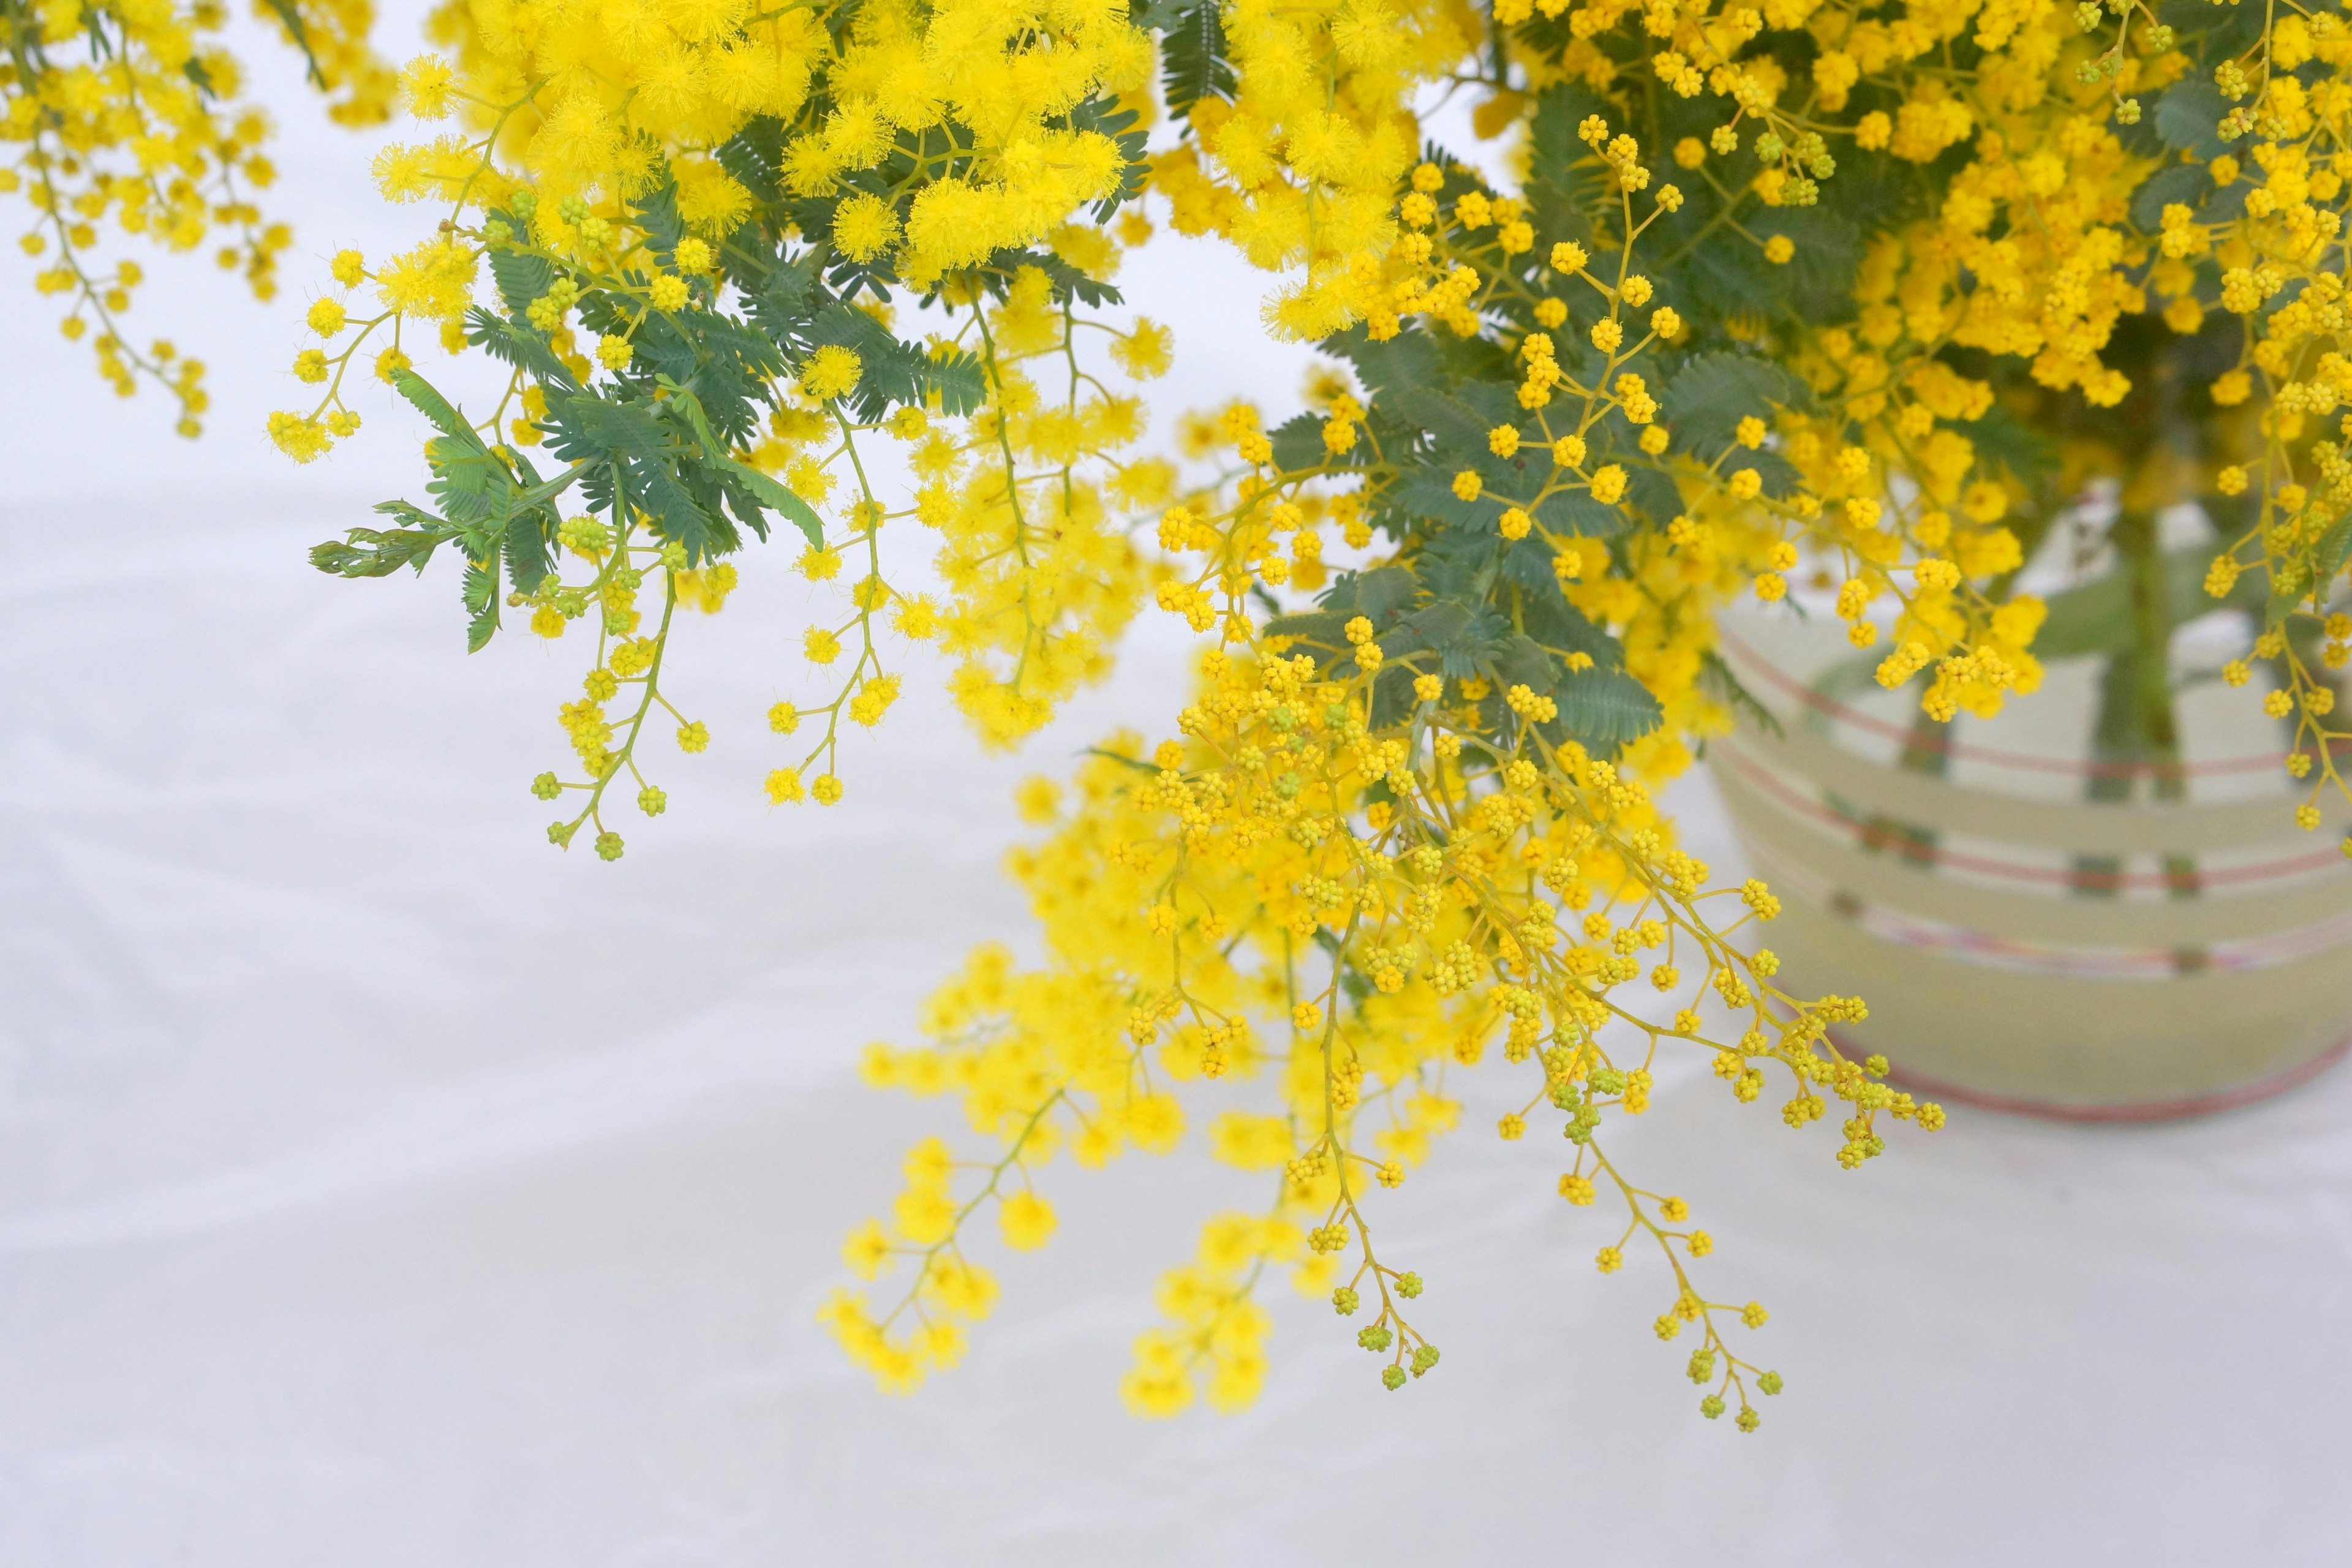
[1707,607,2352,1118]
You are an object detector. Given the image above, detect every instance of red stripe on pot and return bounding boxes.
[1719,741,2350,892]
[1738,834,2352,978]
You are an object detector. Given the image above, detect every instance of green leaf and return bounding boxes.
[979,246,1126,309]
[1262,608,1349,650]
[717,119,787,204]
[1700,649,1782,739]
[629,175,688,267]
[1623,462,1686,522]
[1659,351,1806,452]
[805,303,989,417]
[2310,508,2352,594]
[466,308,576,391]
[556,390,669,461]
[2130,162,2209,232]
[1269,412,1328,472]
[1393,469,1499,530]
[1386,598,1477,661]
[1534,486,1630,538]
[309,525,446,578]
[1515,581,1624,671]
[391,369,482,447]
[1488,633,1557,698]
[421,434,514,533]
[1324,323,1443,401]
[1525,83,1619,233]
[659,377,827,549]
[257,0,327,89]
[513,459,590,514]
[462,560,501,652]
[1386,383,1505,453]
[1310,564,1421,636]
[2158,0,2265,66]
[1367,663,1422,729]
[1546,666,1664,752]
[1746,209,1863,318]
[1526,82,1616,181]
[750,248,822,335]
[1150,0,1235,121]
[1079,745,1160,775]
[2267,505,2352,620]
[485,225,554,320]
[1966,400,2062,503]
[2154,78,2229,161]
[1060,94,1150,220]
[720,457,824,550]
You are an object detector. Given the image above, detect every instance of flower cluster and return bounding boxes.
[298,0,1180,849]
[3,0,392,429]
[281,0,2352,1422]
[832,636,1938,1422]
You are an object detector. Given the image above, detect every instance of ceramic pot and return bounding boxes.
[1705,605,2352,1120]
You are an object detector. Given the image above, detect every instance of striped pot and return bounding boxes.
[1705,606,2352,1120]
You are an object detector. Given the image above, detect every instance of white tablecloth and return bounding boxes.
[4,27,2348,1566]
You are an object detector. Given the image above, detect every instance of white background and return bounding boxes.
[3,14,2348,1564]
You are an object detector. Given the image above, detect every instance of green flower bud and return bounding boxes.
[1395,1271,1423,1300]
[531,771,562,800]
[557,515,612,553]
[1381,1365,1408,1391]
[1332,1287,1360,1316]
[595,830,625,861]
